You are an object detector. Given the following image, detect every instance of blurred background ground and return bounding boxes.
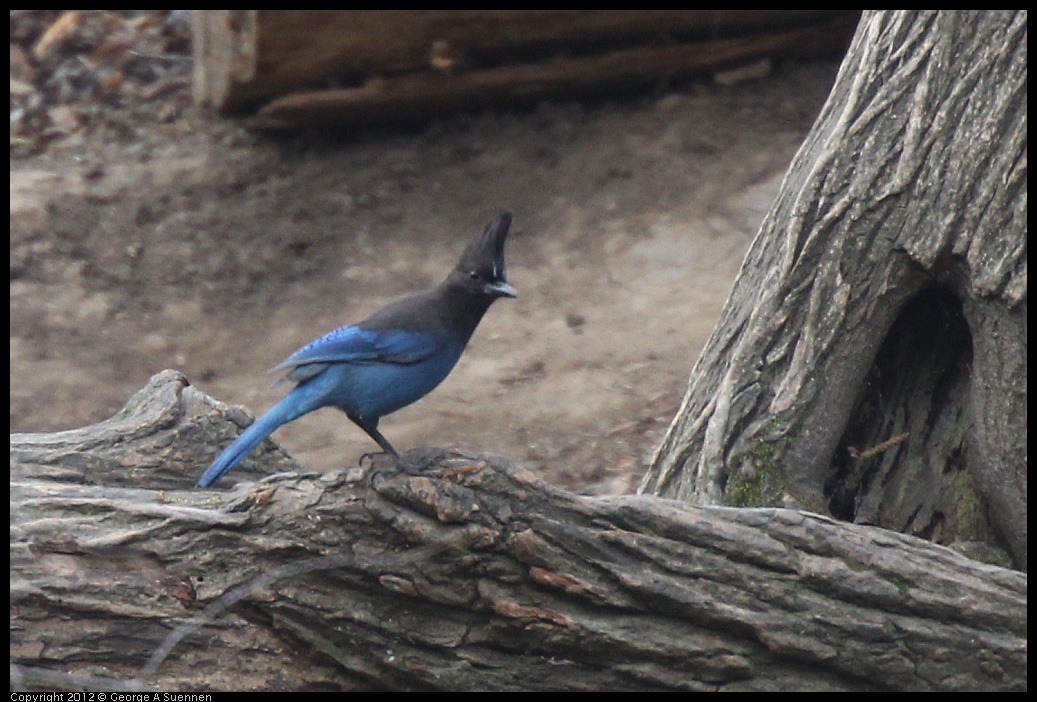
[10,11,840,494]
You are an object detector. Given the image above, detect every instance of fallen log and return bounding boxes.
[191,10,859,128]
[10,371,1025,691]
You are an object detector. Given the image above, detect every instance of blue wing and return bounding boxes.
[272,324,441,374]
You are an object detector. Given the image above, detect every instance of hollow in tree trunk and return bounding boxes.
[641,10,1027,572]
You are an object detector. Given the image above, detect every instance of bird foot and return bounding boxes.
[358,450,393,468]
[361,447,478,478]
[358,450,402,482]
[358,449,433,479]
[398,447,483,475]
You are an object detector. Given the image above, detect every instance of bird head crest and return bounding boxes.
[454,211,517,298]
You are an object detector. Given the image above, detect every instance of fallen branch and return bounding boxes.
[10,371,1026,691]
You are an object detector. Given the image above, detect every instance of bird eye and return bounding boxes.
[469,270,480,279]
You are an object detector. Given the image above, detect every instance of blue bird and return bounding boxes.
[196,212,517,487]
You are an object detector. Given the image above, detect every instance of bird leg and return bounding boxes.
[348,414,397,459]
[348,413,430,474]
[348,414,464,475]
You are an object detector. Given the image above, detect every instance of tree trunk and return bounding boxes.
[641,10,1027,571]
[9,372,1026,691]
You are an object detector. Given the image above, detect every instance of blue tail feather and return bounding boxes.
[197,393,309,487]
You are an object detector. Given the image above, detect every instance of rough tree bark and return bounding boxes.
[9,372,1027,691]
[641,10,1027,572]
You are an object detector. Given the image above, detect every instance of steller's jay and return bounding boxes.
[196,211,517,487]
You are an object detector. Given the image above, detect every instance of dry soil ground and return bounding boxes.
[10,55,839,494]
